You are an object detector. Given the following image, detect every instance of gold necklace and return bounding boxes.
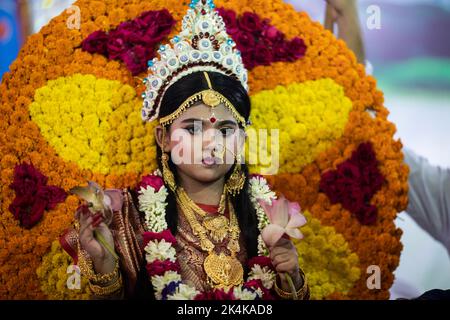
[176,187,243,289]
[183,190,229,242]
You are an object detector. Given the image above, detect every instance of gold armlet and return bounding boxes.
[89,273,123,296]
[274,270,310,300]
[78,249,120,285]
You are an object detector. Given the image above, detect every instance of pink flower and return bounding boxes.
[136,174,164,192]
[259,195,307,247]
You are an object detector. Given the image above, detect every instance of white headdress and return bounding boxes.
[141,0,248,126]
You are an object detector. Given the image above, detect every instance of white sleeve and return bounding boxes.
[365,60,374,76]
[404,147,450,253]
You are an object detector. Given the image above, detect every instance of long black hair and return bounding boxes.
[156,71,259,259]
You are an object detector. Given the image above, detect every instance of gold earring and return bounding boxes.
[225,151,245,196]
[162,152,177,192]
[160,126,177,192]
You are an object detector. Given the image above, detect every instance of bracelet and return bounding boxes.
[274,269,310,300]
[78,249,119,285]
[89,273,123,296]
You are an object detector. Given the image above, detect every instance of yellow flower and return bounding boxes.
[294,211,361,299]
[29,74,157,175]
[248,79,352,174]
[36,241,90,300]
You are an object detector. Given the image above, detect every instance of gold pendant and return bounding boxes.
[202,215,229,242]
[202,90,221,107]
[203,252,243,289]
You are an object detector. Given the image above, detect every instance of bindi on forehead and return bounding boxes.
[177,103,238,125]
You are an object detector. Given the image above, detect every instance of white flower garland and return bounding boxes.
[144,239,177,263]
[138,184,168,232]
[248,264,276,289]
[248,176,277,256]
[138,173,277,300]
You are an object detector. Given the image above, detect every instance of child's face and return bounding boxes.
[157,103,246,184]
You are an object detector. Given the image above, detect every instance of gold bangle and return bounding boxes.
[274,270,310,300]
[89,273,123,296]
[78,249,119,285]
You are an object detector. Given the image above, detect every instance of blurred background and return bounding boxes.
[1,0,449,299]
[286,0,450,299]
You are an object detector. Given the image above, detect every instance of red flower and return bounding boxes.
[146,259,180,277]
[244,279,275,299]
[238,12,263,34]
[81,10,176,75]
[244,279,264,289]
[356,204,378,225]
[262,25,284,43]
[247,256,275,271]
[194,288,236,300]
[241,52,256,70]
[9,193,46,229]
[143,229,177,247]
[136,174,165,192]
[353,142,377,167]
[234,31,255,50]
[120,45,150,76]
[106,28,130,60]
[137,9,175,43]
[253,42,273,65]
[273,42,290,61]
[339,162,361,180]
[216,8,239,35]
[319,142,385,225]
[287,37,307,61]
[217,8,307,70]
[8,163,67,229]
[81,30,108,56]
[9,162,47,197]
[37,185,68,210]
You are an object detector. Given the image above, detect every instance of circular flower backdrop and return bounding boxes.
[0,0,408,299]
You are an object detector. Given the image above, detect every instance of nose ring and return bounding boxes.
[212,144,226,159]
